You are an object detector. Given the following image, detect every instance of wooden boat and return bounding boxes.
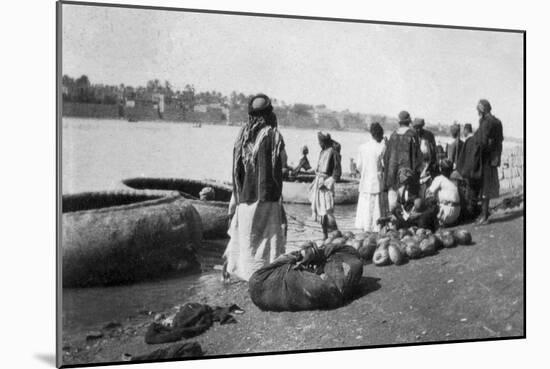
[122,177,233,239]
[283,173,359,205]
[62,190,202,288]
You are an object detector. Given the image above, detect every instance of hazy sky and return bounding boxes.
[62,4,524,138]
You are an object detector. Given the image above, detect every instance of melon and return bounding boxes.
[454,229,473,245]
[419,235,438,256]
[373,247,391,266]
[388,243,405,265]
[405,243,423,259]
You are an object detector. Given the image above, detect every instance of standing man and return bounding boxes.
[474,99,503,224]
[355,122,386,232]
[310,132,342,239]
[383,111,422,213]
[463,123,474,141]
[412,118,438,187]
[224,94,288,281]
[446,123,463,169]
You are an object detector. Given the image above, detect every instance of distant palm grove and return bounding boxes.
[61,74,452,135]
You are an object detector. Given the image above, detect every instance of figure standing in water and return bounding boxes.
[310,132,342,239]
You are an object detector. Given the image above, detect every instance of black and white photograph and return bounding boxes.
[56,1,526,367]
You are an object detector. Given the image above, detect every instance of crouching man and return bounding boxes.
[427,159,461,227]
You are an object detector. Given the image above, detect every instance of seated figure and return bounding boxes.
[427,159,461,227]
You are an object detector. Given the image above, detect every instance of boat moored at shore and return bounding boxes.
[122,177,233,239]
[283,173,359,205]
[62,190,203,288]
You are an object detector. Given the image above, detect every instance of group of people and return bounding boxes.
[354,100,503,234]
[222,94,503,282]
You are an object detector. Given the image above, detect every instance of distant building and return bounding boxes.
[193,104,209,113]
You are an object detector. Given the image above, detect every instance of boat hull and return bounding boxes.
[62,191,203,288]
[122,178,233,239]
[283,177,359,205]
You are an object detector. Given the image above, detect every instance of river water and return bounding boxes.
[63,118,374,193]
[61,118,518,338]
[62,117,372,337]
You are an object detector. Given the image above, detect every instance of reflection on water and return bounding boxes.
[62,271,221,337]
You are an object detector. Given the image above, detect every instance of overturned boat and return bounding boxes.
[283,173,359,205]
[122,178,233,239]
[62,190,203,288]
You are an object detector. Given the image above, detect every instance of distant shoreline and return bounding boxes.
[61,114,524,144]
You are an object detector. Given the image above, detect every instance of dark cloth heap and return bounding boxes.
[144,303,242,344]
[249,244,363,312]
[132,342,204,362]
[232,94,285,204]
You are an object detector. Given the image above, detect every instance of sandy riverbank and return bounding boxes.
[61,193,524,366]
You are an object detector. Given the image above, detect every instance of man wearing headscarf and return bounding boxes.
[446,123,463,169]
[310,131,342,239]
[474,99,503,224]
[383,111,423,212]
[223,94,288,281]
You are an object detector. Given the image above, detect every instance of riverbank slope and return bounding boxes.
[61,197,524,366]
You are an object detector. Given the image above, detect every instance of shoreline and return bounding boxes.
[61,115,525,144]
[61,192,524,366]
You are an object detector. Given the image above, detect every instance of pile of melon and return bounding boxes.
[320,227,473,267]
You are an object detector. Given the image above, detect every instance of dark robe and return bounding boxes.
[418,129,437,170]
[476,114,503,167]
[316,147,342,180]
[446,138,464,167]
[475,114,503,198]
[456,136,483,181]
[232,126,285,204]
[383,127,422,191]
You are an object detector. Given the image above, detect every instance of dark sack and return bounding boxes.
[249,252,343,312]
[249,246,364,312]
[322,244,364,300]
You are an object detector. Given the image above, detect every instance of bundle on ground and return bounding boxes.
[248,243,363,311]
